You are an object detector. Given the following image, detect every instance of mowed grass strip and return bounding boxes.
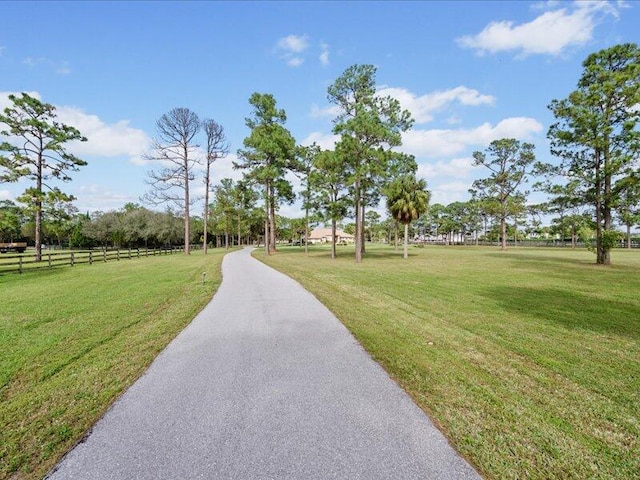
[0,249,227,480]
[256,245,640,480]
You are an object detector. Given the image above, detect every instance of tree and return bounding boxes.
[311,149,350,259]
[616,173,640,249]
[16,188,78,248]
[83,210,124,248]
[471,138,537,250]
[231,180,258,247]
[0,93,87,260]
[202,118,229,254]
[68,212,93,249]
[211,178,236,248]
[142,107,201,255]
[365,210,382,242]
[0,200,23,241]
[328,64,414,262]
[235,93,296,255]
[385,175,430,259]
[547,43,640,264]
[294,143,320,253]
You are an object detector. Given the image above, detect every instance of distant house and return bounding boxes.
[307,227,355,245]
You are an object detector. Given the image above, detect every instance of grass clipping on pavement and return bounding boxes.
[257,245,640,480]
[0,250,226,480]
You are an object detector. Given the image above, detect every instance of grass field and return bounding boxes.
[257,244,640,480]
[0,249,227,480]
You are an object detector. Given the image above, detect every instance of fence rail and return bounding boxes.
[0,247,185,275]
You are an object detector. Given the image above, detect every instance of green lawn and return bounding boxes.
[256,244,640,480]
[0,249,227,480]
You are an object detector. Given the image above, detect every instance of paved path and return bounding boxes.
[48,248,480,479]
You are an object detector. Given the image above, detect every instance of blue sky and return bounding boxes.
[1,0,638,220]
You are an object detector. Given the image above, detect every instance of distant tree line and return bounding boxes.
[2,43,638,264]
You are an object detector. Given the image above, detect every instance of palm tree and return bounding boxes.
[386,175,430,259]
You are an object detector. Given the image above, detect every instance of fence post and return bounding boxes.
[71,253,75,267]
[19,256,23,274]
[128,248,131,259]
[48,254,52,268]
[89,251,93,265]
[117,250,120,261]
[137,248,140,258]
[103,249,107,262]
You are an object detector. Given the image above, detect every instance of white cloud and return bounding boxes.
[55,62,71,75]
[0,46,5,56]
[378,86,495,123]
[276,34,311,67]
[403,117,543,158]
[311,85,493,123]
[429,181,474,205]
[0,190,12,201]
[417,157,478,179]
[319,43,330,66]
[277,202,305,219]
[56,107,151,160]
[277,34,309,53]
[0,90,41,110]
[0,91,151,163]
[301,131,340,150]
[310,103,342,119]
[287,57,304,67]
[23,57,72,75]
[210,152,245,183]
[456,1,621,57]
[74,184,138,212]
[531,1,561,11]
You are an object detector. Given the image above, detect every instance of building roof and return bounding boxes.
[308,227,354,239]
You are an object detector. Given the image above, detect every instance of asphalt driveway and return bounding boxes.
[47,247,480,479]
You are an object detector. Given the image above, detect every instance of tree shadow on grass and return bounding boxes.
[482,286,640,339]
[485,251,593,267]
[274,245,409,261]
[486,250,640,272]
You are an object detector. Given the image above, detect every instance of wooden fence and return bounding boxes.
[0,247,186,275]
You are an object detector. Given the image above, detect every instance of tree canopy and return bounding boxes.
[235,93,296,254]
[0,92,87,260]
[328,64,414,262]
[386,175,430,258]
[547,43,640,264]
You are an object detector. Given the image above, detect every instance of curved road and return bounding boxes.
[48,248,480,479]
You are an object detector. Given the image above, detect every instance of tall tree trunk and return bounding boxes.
[331,219,337,259]
[238,214,242,247]
[403,223,409,259]
[35,153,43,261]
[269,195,276,253]
[305,184,310,254]
[627,223,632,249]
[500,215,507,250]
[394,221,398,250]
[603,146,612,265]
[354,180,362,263]
[360,204,366,255]
[594,150,605,264]
[184,152,191,255]
[264,182,270,255]
[203,208,208,254]
[203,166,210,254]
